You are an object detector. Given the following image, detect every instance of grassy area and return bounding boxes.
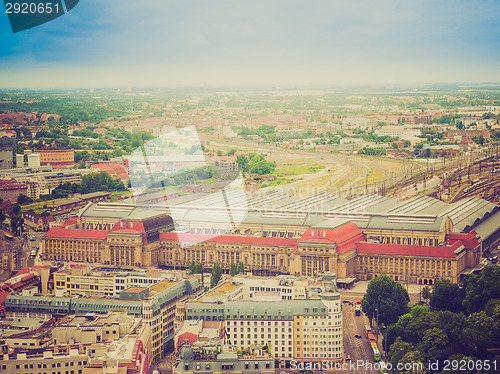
[261,178,294,188]
[20,199,63,214]
[367,168,387,184]
[293,174,339,192]
[274,162,324,177]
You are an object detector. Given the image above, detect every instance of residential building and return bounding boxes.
[32,148,75,167]
[90,162,129,183]
[0,311,152,374]
[173,343,274,374]
[6,275,201,364]
[185,284,343,362]
[374,125,421,139]
[0,136,16,170]
[0,178,28,202]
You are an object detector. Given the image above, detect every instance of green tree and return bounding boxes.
[463,265,500,314]
[236,154,249,173]
[361,275,410,326]
[17,194,33,205]
[230,262,238,277]
[389,337,414,374]
[189,261,203,274]
[399,351,427,374]
[467,311,494,355]
[211,263,223,289]
[230,262,245,277]
[421,286,432,304]
[429,279,465,313]
[417,327,449,362]
[237,262,245,275]
[12,203,21,216]
[433,310,475,356]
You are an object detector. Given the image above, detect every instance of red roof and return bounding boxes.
[177,331,199,351]
[14,267,31,277]
[62,217,78,227]
[44,226,109,240]
[160,232,298,247]
[357,241,461,258]
[298,222,365,253]
[447,231,480,249]
[90,162,129,180]
[110,221,147,242]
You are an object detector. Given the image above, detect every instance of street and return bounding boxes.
[341,299,381,374]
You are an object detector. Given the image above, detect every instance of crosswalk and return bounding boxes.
[355,339,363,348]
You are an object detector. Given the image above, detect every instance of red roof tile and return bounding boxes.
[44,226,109,240]
[447,231,480,249]
[62,217,78,227]
[14,267,31,277]
[298,223,365,254]
[357,241,461,258]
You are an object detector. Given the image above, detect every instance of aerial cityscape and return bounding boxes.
[1,2,500,374]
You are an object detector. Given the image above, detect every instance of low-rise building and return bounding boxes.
[0,311,152,374]
[23,210,55,232]
[6,274,201,365]
[173,343,275,374]
[0,178,27,202]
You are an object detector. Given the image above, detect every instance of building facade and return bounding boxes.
[34,149,75,167]
[40,193,499,284]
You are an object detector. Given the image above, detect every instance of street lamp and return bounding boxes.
[373,308,379,342]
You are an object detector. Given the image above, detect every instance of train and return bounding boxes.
[480,161,500,168]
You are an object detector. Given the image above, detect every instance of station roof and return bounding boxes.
[435,197,499,232]
[471,211,500,242]
[79,202,167,221]
[77,191,499,238]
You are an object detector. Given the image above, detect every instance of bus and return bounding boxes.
[355,305,361,316]
[4,233,13,240]
[371,342,381,361]
[365,325,372,338]
[367,332,376,342]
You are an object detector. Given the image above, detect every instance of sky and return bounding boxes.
[0,0,500,88]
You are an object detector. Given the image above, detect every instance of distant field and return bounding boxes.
[274,162,324,177]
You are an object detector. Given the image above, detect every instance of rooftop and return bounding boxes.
[213,282,241,292]
[149,279,179,295]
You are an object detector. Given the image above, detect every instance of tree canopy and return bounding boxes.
[210,263,223,289]
[361,275,410,326]
[385,266,500,373]
[429,279,465,313]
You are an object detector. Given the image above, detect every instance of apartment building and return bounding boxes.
[0,311,151,374]
[0,349,88,374]
[184,274,342,362]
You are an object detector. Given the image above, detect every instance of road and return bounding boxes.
[342,299,383,374]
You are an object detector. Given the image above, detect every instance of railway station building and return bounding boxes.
[40,192,500,284]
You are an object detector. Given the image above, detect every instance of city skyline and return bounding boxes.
[1,1,500,88]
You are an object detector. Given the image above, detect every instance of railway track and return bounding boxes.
[451,174,500,202]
